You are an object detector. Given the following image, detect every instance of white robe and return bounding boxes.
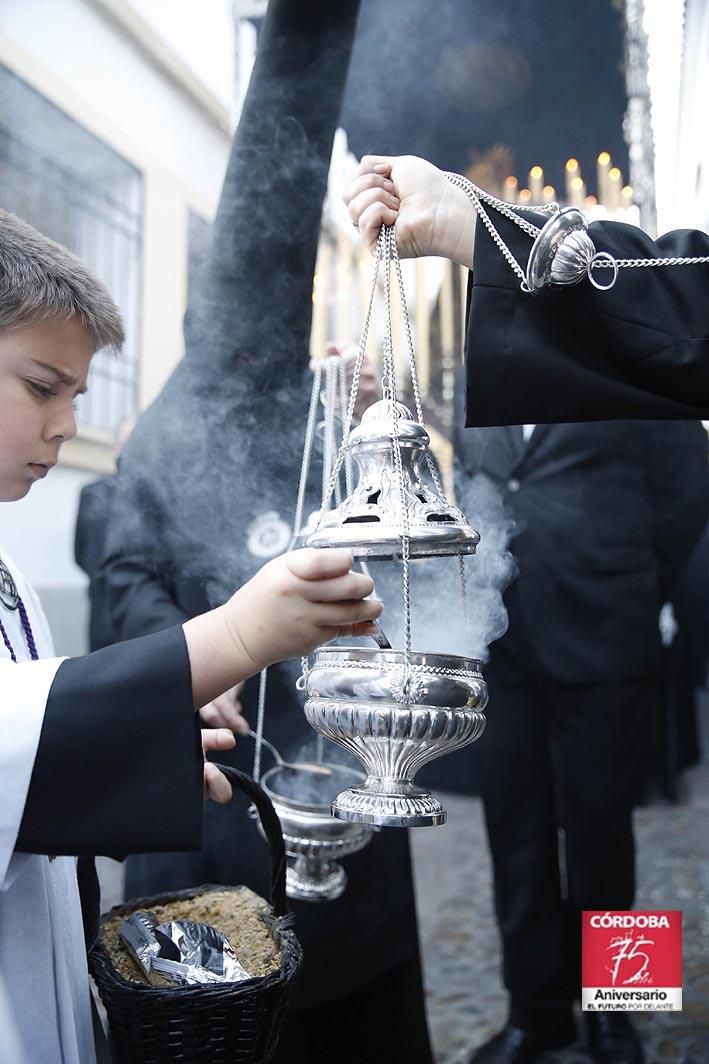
[0,551,96,1064]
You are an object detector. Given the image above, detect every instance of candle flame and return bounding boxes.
[504,176,518,188]
[570,176,584,190]
[621,185,633,200]
[609,167,621,181]
[597,151,611,166]
[519,188,532,202]
[530,165,543,179]
[565,158,579,172]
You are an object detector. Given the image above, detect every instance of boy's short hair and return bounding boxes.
[0,208,124,352]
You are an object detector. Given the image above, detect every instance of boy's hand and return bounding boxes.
[344,154,476,269]
[201,728,236,803]
[199,681,249,735]
[223,548,382,672]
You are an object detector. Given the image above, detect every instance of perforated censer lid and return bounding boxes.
[306,400,479,559]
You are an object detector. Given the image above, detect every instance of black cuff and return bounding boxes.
[17,626,203,856]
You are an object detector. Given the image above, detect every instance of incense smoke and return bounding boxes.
[355,472,516,662]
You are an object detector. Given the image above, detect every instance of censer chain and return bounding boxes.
[338,355,355,498]
[382,227,414,689]
[290,362,322,551]
[593,254,709,270]
[387,232,448,499]
[254,353,329,782]
[387,229,470,633]
[295,304,365,700]
[444,171,540,290]
[323,356,341,509]
[252,665,269,784]
[318,237,384,514]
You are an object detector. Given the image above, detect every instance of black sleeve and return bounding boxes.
[16,625,203,857]
[465,211,709,426]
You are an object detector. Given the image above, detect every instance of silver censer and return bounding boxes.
[302,226,488,828]
[304,647,488,827]
[260,763,374,901]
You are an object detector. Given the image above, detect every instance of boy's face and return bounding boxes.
[0,317,94,501]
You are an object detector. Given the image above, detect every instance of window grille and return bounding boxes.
[0,65,143,439]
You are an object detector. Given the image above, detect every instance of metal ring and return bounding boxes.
[588,251,619,291]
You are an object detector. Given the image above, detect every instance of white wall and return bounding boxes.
[643,0,685,233]
[0,0,231,197]
[644,0,709,234]
[674,0,709,233]
[0,470,95,589]
[130,0,236,110]
[0,470,97,655]
[0,0,234,646]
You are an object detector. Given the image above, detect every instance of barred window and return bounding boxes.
[0,64,143,439]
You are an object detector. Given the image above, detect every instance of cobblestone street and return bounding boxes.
[411,706,709,1064]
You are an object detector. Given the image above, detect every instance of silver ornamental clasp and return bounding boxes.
[526,207,618,292]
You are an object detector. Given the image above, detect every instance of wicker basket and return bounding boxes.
[89,766,303,1063]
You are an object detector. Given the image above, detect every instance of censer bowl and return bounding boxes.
[304,647,488,828]
[260,763,374,902]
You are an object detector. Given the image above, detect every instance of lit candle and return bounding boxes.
[503,176,518,203]
[335,232,352,345]
[569,176,586,207]
[439,261,454,358]
[565,158,579,200]
[529,165,544,200]
[357,248,378,364]
[608,167,622,211]
[596,151,611,206]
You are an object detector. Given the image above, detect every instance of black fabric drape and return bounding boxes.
[465,212,709,426]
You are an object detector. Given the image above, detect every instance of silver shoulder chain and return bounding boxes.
[444,171,709,293]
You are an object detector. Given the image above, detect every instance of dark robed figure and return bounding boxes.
[344,154,709,1064]
[83,6,434,1063]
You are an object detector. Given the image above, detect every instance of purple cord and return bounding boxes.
[0,593,39,662]
[18,598,38,660]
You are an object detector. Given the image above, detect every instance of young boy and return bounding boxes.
[0,208,382,1064]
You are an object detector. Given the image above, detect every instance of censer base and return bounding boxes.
[307,524,478,560]
[286,857,347,902]
[332,780,446,828]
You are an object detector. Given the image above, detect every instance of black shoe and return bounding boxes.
[468,1020,577,1064]
[585,1013,645,1064]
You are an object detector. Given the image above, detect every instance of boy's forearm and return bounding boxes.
[182,606,257,709]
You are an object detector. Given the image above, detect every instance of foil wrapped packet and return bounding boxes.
[120,910,252,987]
